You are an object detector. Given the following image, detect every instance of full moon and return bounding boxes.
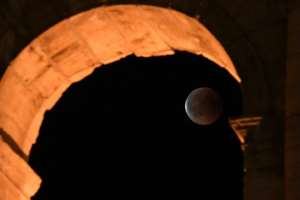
[185,87,223,125]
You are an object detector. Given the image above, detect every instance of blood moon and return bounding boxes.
[185,87,223,125]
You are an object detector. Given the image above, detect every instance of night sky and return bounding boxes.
[29,52,244,199]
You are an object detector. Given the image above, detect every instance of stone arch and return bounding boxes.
[0,4,240,199]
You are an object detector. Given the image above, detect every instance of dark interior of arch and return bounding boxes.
[29,51,244,199]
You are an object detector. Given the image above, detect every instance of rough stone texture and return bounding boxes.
[0,5,239,156]
[0,1,289,200]
[0,172,28,200]
[0,5,239,199]
[0,136,41,199]
[0,67,44,151]
[285,1,300,199]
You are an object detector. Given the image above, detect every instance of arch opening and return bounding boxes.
[0,5,242,199]
[29,52,243,199]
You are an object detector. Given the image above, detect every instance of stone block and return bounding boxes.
[70,9,132,64]
[0,137,41,198]
[10,45,50,85]
[30,67,69,99]
[0,69,44,149]
[105,5,174,57]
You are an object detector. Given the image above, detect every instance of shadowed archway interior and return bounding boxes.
[29,52,243,199]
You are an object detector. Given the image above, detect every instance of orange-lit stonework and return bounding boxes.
[0,5,240,199]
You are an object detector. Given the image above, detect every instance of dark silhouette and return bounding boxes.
[30,52,243,199]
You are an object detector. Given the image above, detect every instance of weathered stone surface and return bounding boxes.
[70,9,132,64]
[0,4,242,200]
[10,45,50,85]
[0,68,44,149]
[104,5,174,57]
[24,81,72,155]
[0,5,239,157]
[0,172,28,200]
[30,67,69,99]
[0,137,41,199]
[0,1,289,200]
[0,113,25,153]
[35,21,99,77]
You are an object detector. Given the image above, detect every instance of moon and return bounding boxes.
[185,87,223,125]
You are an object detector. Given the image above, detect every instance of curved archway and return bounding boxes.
[0,5,240,198]
[29,52,243,199]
